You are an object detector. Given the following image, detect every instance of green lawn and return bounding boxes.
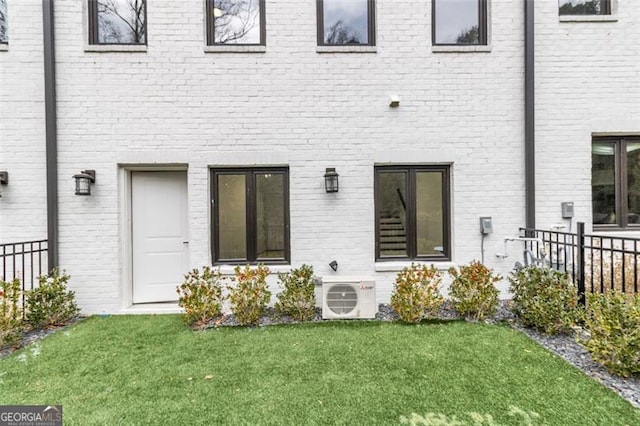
[1,316,638,425]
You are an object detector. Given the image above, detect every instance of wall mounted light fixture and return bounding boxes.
[73,170,96,196]
[0,171,8,198]
[329,260,338,271]
[389,95,400,108]
[324,168,339,193]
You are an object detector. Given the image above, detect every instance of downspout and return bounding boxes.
[524,0,535,230]
[43,0,58,268]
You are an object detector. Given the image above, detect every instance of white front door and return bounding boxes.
[131,171,189,304]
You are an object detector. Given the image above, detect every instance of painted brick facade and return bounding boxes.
[1,1,638,314]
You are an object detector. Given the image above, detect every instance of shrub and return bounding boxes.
[228,264,271,326]
[275,264,317,321]
[176,266,225,327]
[391,264,444,323]
[25,269,80,329]
[582,291,640,377]
[448,261,501,321]
[1,278,23,348]
[509,266,580,335]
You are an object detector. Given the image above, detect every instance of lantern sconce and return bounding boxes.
[329,260,338,271]
[0,171,8,198]
[73,170,96,196]
[324,168,339,193]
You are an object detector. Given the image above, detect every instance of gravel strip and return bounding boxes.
[1,316,84,360]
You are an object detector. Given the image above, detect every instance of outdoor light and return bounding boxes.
[324,168,339,193]
[0,171,8,198]
[389,95,400,108]
[73,170,96,196]
[329,260,338,271]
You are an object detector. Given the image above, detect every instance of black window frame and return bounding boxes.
[0,0,8,45]
[374,165,451,262]
[206,0,266,46]
[211,167,290,265]
[316,0,376,47]
[432,0,488,46]
[559,0,611,16]
[87,0,148,46]
[592,136,640,230]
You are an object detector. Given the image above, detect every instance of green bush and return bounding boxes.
[509,266,580,335]
[177,266,225,327]
[582,291,640,377]
[448,261,501,321]
[275,264,317,321]
[228,264,271,326]
[26,269,80,329]
[391,264,444,323]
[1,278,23,348]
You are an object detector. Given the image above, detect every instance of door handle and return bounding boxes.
[182,241,189,245]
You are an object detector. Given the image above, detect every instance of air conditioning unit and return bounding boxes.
[322,277,377,319]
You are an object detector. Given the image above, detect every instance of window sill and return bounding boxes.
[432,45,491,53]
[316,45,377,54]
[204,45,266,53]
[559,15,618,22]
[216,264,291,275]
[84,44,147,53]
[375,261,456,272]
[0,44,8,51]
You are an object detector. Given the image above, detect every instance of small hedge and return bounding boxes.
[26,269,79,329]
[391,264,444,323]
[176,266,225,327]
[582,291,640,378]
[228,264,271,326]
[509,266,580,335]
[1,278,23,348]
[448,261,500,321]
[275,264,317,321]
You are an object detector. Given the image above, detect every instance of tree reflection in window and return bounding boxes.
[212,0,263,45]
[93,0,146,44]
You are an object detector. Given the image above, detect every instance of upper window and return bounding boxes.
[559,0,611,15]
[0,0,8,44]
[592,137,640,229]
[432,0,487,46]
[206,0,266,45]
[211,168,290,264]
[375,165,451,261]
[88,0,147,45]
[317,0,375,46]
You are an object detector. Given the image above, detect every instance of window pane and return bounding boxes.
[218,174,247,260]
[434,0,480,45]
[0,0,7,44]
[559,0,609,15]
[416,172,444,256]
[96,0,146,44]
[256,173,285,260]
[627,142,640,225]
[378,172,408,257]
[213,0,261,44]
[323,0,369,45]
[592,142,617,225]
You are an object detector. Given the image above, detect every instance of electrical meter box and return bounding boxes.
[480,217,493,235]
[561,202,574,219]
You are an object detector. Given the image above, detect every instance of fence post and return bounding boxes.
[576,222,586,305]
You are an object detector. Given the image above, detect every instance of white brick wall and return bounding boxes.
[0,0,47,243]
[1,1,638,313]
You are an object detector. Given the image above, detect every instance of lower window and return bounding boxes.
[211,168,290,264]
[592,137,640,229]
[375,165,451,261]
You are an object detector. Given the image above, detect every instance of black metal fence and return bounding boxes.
[1,240,49,293]
[520,223,640,303]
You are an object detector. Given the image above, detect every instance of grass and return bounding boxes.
[1,316,638,425]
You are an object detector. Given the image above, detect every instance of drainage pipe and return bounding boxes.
[43,0,58,269]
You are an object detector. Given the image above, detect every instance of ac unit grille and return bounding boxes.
[325,284,358,315]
